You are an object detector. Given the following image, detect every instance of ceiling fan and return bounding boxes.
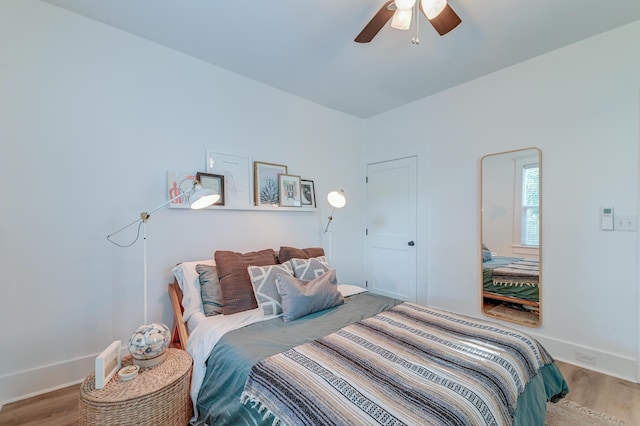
[355,0,461,43]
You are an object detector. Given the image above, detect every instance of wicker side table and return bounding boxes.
[79,348,192,426]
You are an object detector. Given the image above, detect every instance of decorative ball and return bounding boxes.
[128,323,171,360]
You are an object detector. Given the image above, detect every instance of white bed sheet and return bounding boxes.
[185,284,367,421]
[187,311,206,334]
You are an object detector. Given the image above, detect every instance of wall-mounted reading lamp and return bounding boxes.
[324,189,346,265]
[107,180,219,324]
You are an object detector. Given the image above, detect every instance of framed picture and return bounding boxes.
[167,171,198,207]
[206,151,252,207]
[300,179,316,208]
[278,174,302,207]
[95,340,121,389]
[254,161,287,206]
[196,172,225,206]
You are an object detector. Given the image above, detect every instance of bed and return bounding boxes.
[483,256,540,309]
[170,247,566,426]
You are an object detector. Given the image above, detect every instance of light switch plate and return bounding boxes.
[615,215,638,231]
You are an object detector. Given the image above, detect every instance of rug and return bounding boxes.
[546,399,626,426]
[486,304,539,326]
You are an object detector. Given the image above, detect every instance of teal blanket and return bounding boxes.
[197,293,567,425]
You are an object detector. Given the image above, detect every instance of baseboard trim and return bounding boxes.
[531,332,638,383]
[0,353,94,406]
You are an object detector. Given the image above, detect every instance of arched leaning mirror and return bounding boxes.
[481,148,541,327]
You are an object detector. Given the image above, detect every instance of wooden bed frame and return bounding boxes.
[168,281,189,350]
[482,291,540,308]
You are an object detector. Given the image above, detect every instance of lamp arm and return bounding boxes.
[107,182,196,242]
[324,207,336,233]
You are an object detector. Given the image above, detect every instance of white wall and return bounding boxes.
[0,0,366,403]
[365,20,640,382]
[482,152,517,256]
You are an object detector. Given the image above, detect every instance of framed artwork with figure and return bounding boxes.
[278,174,301,207]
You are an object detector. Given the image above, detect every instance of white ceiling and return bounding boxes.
[41,0,640,118]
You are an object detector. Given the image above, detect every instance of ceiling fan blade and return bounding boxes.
[420,3,461,36]
[354,1,396,43]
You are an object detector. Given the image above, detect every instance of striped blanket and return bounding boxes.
[492,259,539,287]
[242,303,553,426]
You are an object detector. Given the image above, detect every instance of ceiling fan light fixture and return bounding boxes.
[390,8,412,30]
[421,0,447,19]
[394,0,416,10]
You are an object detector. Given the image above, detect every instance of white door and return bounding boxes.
[366,156,417,301]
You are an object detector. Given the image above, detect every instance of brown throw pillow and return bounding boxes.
[278,246,325,263]
[214,249,277,315]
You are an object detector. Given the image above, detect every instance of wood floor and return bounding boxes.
[0,361,638,425]
[555,360,640,425]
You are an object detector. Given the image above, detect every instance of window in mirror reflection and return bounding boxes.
[517,160,539,247]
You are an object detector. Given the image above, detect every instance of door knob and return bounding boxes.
[408,241,415,246]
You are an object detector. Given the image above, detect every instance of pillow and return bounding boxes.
[275,269,344,323]
[196,264,223,317]
[338,284,367,297]
[247,263,294,316]
[289,256,330,281]
[214,249,278,315]
[171,259,215,322]
[278,246,325,263]
[482,243,493,262]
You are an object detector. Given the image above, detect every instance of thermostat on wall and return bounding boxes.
[601,207,614,231]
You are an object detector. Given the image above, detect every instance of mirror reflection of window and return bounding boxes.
[514,157,539,251]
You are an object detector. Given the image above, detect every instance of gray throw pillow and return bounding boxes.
[289,256,330,281]
[196,264,223,316]
[248,263,294,316]
[275,269,344,323]
[482,243,493,262]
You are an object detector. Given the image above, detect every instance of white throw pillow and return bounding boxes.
[171,259,215,322]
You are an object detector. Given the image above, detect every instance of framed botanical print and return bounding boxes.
[300,179,316,208]
[278,174,302,207]
[196,172,225,206]
[254,161,287,206]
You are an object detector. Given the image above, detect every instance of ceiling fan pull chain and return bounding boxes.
[412,2,420,44]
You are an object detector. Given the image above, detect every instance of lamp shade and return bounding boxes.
[190,184,220,210]
[395,0,416,10]
[327,190,346,209]
[421,0,447,19]
[390,8,412,30]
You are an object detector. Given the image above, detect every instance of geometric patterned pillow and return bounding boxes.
[247,263,294,316]
[196,264,224,317]
[289,256,330,281]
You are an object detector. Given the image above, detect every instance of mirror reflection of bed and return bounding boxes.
[481,148,541,327]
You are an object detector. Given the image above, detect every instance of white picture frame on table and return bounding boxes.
[206,151,252,207]
[95,340,121,389]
